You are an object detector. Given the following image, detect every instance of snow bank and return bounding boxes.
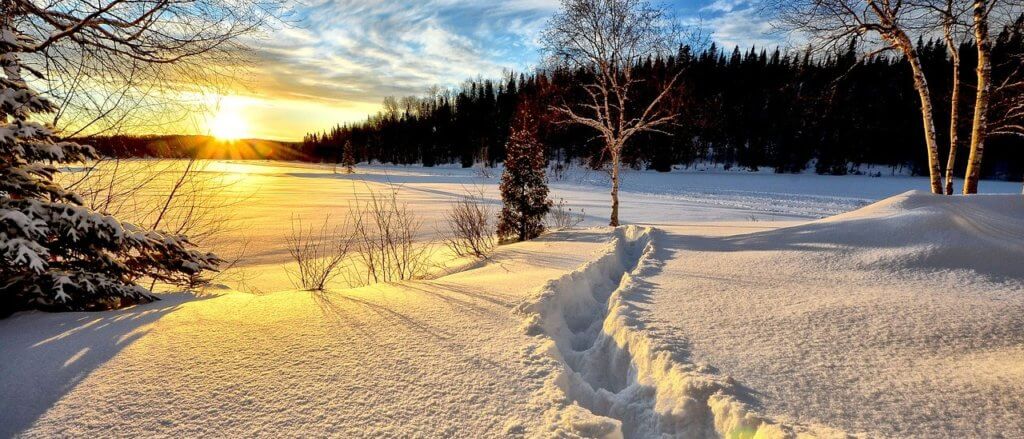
[514,226,846,438]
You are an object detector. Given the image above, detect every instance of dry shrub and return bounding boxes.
[546,198,586,230]
[285,216,353,291]
[350,186,431,285]
[440,191,496,258]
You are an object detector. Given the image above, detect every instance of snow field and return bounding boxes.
[6,161,1022,438]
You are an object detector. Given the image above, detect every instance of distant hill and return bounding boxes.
[80,134,306,160]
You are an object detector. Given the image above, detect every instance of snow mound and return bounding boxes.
[514,226,848,438]
[753,190,1024,279]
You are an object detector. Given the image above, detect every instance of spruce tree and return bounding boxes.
[342,140,356,173]
[497,107,551,242]
[0,27,221,315]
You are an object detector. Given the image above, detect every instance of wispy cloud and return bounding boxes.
[247,1,556,104]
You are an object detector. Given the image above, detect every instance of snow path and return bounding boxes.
[515,227,846,438]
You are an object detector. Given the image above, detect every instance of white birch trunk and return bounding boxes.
[964,0,992,194]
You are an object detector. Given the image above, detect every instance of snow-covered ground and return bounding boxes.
[2,161,1022,438]
[640,193,1024,437]
[0,231,613,438]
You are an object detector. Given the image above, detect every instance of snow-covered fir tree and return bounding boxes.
[0,27,221,315]
[497,107,551,242]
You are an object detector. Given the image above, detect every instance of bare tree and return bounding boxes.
[918,0,973,194]
[964,0,995,193]
[541,0,687,226]
[770,0,946,193]
[4,0,287,136]
[962,0,1023,193]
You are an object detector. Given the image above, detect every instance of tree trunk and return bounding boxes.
[899,40,945,194]
[964,0,991,195]
[609,146,620,227]
[945,53,961,195]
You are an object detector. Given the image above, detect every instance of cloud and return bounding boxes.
[220,0,795,140]
[242,1,556,110]
[700,0,749,13]
[688,1,795,50]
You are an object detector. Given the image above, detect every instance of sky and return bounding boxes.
[213,0,784,141]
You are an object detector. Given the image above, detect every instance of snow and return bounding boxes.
[639,191,1024,437]
[67,160,1017,290]
[2,160,1023,437]
[0,231,612,438]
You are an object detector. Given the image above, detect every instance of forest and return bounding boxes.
[287,15,1024,179]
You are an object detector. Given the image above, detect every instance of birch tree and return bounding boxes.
[920,0,972,194]
[961,0,1024,192]
[541,0,686,226]
[964,0,995,193]
[771,0,946,194]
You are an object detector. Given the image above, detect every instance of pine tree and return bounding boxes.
[497,106,551,242]
[342,140,356,173]
[0,27,221,315]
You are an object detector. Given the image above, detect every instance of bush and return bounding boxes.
[440,191,496,258]
[546,198,585,230]
[285,216,352,291]
[350,187,431,285]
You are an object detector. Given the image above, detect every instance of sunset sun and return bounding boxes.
[209,100,249,141]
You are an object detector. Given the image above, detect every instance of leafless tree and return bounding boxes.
[438,190,496,258]
[916,0,973,194]
[4,0,287,136]
[964,0,994,193]
[770,0,946,193]
[541,0,689,226]
[962,0,1023,193]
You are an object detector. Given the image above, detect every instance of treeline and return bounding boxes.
[86,135,304,160]
[302,15,1024,179]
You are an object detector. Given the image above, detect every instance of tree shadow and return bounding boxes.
[0,294,202,437]
[308,289,516,374]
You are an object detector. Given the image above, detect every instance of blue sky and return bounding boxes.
[232,0,783,140]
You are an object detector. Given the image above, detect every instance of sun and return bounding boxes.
[209,99,250,141]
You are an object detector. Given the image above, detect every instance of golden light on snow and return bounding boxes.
[209,97,250,141]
